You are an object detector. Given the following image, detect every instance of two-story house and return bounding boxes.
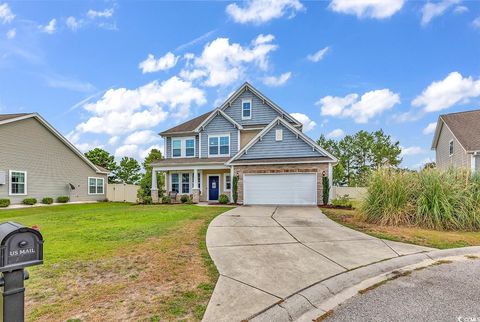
[150,83,337,205]
[431,109,480,172]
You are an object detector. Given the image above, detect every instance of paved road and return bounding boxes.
[202,206,433,321]
[325,259,480,322]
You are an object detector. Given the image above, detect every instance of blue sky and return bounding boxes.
[1,0,479,168]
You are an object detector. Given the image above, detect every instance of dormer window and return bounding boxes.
[242,99,252,120]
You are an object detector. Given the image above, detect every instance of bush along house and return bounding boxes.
[150,82,337,205]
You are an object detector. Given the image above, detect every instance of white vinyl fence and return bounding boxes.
[332,186,368,200]
[107,183,140,203]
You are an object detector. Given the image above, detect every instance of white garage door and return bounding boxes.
[244,173,317,205]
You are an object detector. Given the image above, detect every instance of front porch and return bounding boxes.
[151,158,233,203]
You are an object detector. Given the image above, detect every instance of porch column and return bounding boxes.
[230,166,234,203]
[328,163,333,204]
[151,168,159,203]
[192,168,200,203]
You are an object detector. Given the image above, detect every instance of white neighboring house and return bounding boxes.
[431,109,480,172]
[0,113,108,204]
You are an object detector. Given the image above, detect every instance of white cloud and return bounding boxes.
[87,8,114,19]
[115,144,139,158]
[44,73,95,92]
[329,0,404,19]
[421,0,460,26]
[76,76,206,135]
[66,16,82,31]
[108,136,119,145]
[124,130,159,145]
[423,122,437,135]
[307,47,330,62]
[317,89,400,123]
[327,128,345,139]
[401,146,424,156]
[412,72,480,112]
[263,72,291,87]
[6,28,15,39]
[0,3,14,24]
[180,34,278,87]
[290,112,316,132]
[139,52,179,73]
[40,19,56,34]
[140,144,164,159]
[226,0,304,24]
[453,5,468,14]
[473,16,480,29]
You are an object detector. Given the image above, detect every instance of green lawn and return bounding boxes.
[0,202,230,321]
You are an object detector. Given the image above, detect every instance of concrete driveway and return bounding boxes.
[203,206,432,321]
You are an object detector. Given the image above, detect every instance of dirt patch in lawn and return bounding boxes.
[322,207,480,249]
[26,218,216,321]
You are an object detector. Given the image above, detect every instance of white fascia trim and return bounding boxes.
[229,160,336,166]
[0,113,107,174]
[219,82,302,127]
[152,164,229,172]
[226,117,338,165]
[194,109,243,132]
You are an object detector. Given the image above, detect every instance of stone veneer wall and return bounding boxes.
[232,163,329,205]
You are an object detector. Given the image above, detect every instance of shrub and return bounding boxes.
[23,198,37,205]
[180,194,190,203]
[142,196,152,205]
[322,176,330,205]
[232,175,239,204]
[42,197,54,205]
[331,195,352,208]
[218,194,229,204]
[0,199,10,207]
[56,196,70,203]
[161,196,171,204]
[361,168,480,231]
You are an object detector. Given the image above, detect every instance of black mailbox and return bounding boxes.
[0,222,43,272]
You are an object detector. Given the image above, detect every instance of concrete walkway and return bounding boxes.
[203,206,433,321]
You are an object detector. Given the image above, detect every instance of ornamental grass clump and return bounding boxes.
[361,168,480,231]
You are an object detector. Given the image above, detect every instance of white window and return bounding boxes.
[224,174,231,191]
[170,172,192,194]
[449,140,454,156]
[182,173,190,194]
[171,137,195,158]
[275,129,283,141]
[209,134,230,157]
[171,173,180,193]
[9,170,27,195]
[88,177,104,195]
[242,99,252,120]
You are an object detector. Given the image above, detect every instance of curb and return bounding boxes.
[248,246,480,322]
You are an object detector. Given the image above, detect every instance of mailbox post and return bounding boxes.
[0,222,43,322]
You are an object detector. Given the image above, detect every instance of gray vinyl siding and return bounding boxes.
[0,118,107,204]
[238,123,325,160]
[200,114,239,157]
[165,135,199,158]
[435,123,470,169]
[224,91,281,126]
[475,155,480,172]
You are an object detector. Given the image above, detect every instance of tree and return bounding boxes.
[115,157,142,184]
[318,129,402,186]
[139,149,165,200]
[84,148,118,183]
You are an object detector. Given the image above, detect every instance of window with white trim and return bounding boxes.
[209,135,230,156]
[224,174,231,191]
[182,173,190,194]
[9,171,27,195]
[275,129,283,141]
[88,177,104,195]
[171,137,195,158]
[242,100,252,120]
[171,173,179,193]
[449,140,454,156]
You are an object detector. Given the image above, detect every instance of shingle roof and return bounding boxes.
[230,156,332,164]
[441,109,480,151]
[159,111,213,135]
[0,113,31,122]
[150,157,229,167]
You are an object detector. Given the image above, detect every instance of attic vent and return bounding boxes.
[275,129,283,141]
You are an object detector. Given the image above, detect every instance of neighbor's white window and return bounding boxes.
[242,99,252,120]
[224,174,231,191]
[9,170,27,195]
[275,129,283,141]
[449,140,454,156]
[209,135,230,156]
[88,177,104,195]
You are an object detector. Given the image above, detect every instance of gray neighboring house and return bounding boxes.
[0,113,108,204]
[151,82,337,205]
[431,109,480,171]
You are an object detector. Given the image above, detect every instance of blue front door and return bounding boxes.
[209,176,219,200]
